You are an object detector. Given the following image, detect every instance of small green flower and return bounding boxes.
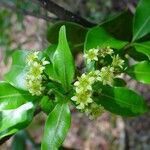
[27,79,45,96]
[85,103,104,119]
[74,73,95,92]
[89,70,101,81]
[71,90,93,109]
[26,51,39,65]
[99,46,114,57]
[100,66,114,85]
[29,62,45,78]
[41,57,50,65]
[111,54,124,69]
[84,48,99,63]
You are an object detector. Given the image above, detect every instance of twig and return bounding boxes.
[1,0,96,27]
[35,0,96,27]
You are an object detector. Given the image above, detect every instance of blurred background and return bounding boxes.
[0,0,150,150]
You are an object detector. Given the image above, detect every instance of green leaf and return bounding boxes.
[44,46,60,83]
[127,47,148,61]
[47,21,87,52]
[84,26,127,51]
[113,78,126,87]
[101,10,133,41]
[44,45,61,83]
[53,25,75,91]
[0,102,35,139]
[41,103,71,150]
[0,81,36,111]
[44,44,57,62]
[134,41,150,58]
[40,96,55,115]
[133,0,150,41]
[45,64,61,83]
[4,50,29,91]
[137,33,150,42]
[96,86,148,116]
[126,61,150,84]
[47,82,65,96]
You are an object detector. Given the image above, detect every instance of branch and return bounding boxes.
[1,0,96,27]
[35,0,96,27]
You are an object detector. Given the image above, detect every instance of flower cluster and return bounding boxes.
[99,46,114,58]
[84,46,114,63]
[71,71,104,119]
[84,47,125,85]
[72,46,125,118]
[26,52,49,96]
[71,73,95,109]
[71,70,103,110]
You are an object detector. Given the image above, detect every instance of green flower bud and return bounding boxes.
[111,54,124,69]
[84,48,99,63]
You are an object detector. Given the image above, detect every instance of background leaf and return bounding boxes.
[0,81,36,111]
[126,61,150,84]
[95,86,148,116]
[53,25,75,91]
[134,41,150,58]
[45,64,61,83]
[4,50,29,91]
[44,44,57,62]
[0,102,35,139]
[113,78,126,87]
[101,10,133,41]
[127,47,148,61]
[47,21,87,53]
[84,26,127,51]
[133,0,150,41]
[41,103,71,150]
[44,45,61,83]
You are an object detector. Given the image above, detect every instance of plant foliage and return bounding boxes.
[0,0,150,149]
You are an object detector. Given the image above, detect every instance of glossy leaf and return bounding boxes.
[0,81,36,111]
[41,103,71,150]
[45,64,61,83]
[44,45,61,83]
[44,44,57,62]
[0,102,35,139]
[134,41,150,58]
[133,0,150,41]
[5,50,29,90]
[47,21,87,52]
[127,47,148,61]
[84,26,127,51]
[96,86,148,116]
[40,96,55,114]
[126,61,150,84]
[53,25,75,91]
[101,10,133,41]
[113,78,126,87]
